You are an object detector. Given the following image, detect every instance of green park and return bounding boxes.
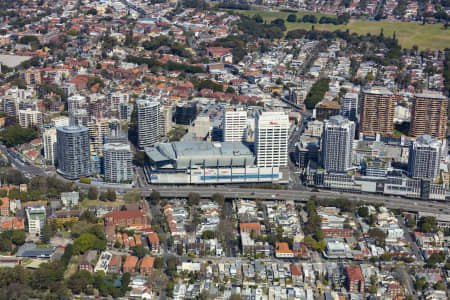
[228,9,450,50]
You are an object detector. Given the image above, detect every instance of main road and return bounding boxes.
[0,144,46,177]
[82,183,450,215]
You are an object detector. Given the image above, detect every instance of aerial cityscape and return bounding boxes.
[0,0,449,299]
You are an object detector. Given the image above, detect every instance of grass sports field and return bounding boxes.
[228,9,450,50]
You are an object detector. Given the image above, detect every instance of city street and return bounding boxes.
[0,144,46,177]
[82,182,450,215]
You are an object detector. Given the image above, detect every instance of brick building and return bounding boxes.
[239,223,261,236]
[0,197,9,216]
[345,266,365,293]
[123,256,138,274]
[104,210,148,227]
[108,255,122,274]
[147,232,160,252]
[79,250,97,272]
[139,256,155,275]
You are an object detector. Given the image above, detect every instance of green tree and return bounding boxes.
[380,253,393,261]
[133,151,146,167]
[131,245,148,259]
[304,78,331,109]
[358,206,369,218]
[88,187,98,200]
[32,261,65,291]
[315,229,323,241]
[124,190,141,203]
[149,191,160,205]
[67,270,92,294]
[187,192,200,206]
[0,126,38,147]
[0,236,12,252]
[79,210,98,224]
[154,256,164,269]
[211,193,224,207]
[120,272,131,295]
[368,228,386,244]
[303,236,315,248]
[11,230,26,245]
[366,72,374,81]
[368,214,377,226]
[193,79,223,92]
[418,216,437,233]
[287,14,297,22]
[41,223,52,244]
[166,256,178,277]
[73,233,97,254]
[225,86,235,94]
[100,189,116,202]
[426,252,446,268]
[414,277,427,291]
[201,230,215,240]
[312,239,327,251]
[434,281,446,291]
[61,245,73,267]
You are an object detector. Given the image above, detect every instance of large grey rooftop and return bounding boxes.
[145,141,255,169]
[328,115,349,125]
[416,134,441,147]
[0,55,32,68]
[57,125,88,133]
[415,92,447,100]
[362,87,393,96]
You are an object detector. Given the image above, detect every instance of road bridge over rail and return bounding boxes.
[77,183,450,215]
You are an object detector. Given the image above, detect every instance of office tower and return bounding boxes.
[119,103,132,121]
[104,142,132,183]
[408,135,442,179]
[137,99,160,149]
[67,95,86,115]
[160,105,172,137]
[175,102,197,125]
[341,92,358,121]
[409,92,448,140]
[322,115,355,173]
[255,111,289,167]
[43,127,57,165]
[62,82,76,97]
[2,98,18,117]
[26,206,46,237]
[71,108,89,127]
[223,109,247,142]
[18,109,42,128]
[359,87,395,136]
[110,92,129,110]
[56,125,90,180]
[87,119,110,156]
[51,116,70,128]
[108,119,121,137]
